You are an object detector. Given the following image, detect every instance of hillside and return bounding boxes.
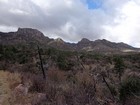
[0,28,140,105]
[0,28,139,52]
[0,50,140,105]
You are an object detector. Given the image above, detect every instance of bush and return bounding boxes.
[29,75,46,93]
[56,53,73,70]
[114,56,125,82]
[47,69,67,83]
[119,74,140,102]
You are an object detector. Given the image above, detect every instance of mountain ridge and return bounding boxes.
[0,28,139,52]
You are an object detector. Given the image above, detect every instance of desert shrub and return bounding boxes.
[64,88,75,105]
[45,69,97,105]
[114,56,125,82]
[92,53,104,60]
[22,63,39,74]
[76,71,93,86]
[75,71,96,104]
[56,53,74,70]
[47,69,67,83]
[109,84,117,96]
[56,53,67,70]
[119,74,140,103]
[17,53,29,64]
[67,72,77,84]
[20,72,46,93]
[44,82,67,105]
[29,75,46,93]
[0,44,4,60]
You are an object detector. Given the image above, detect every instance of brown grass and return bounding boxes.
[0,70,21,105]
[47,68,67,83]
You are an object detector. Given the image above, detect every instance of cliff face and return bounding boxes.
[17,28,44,38]
[0,28,51,45]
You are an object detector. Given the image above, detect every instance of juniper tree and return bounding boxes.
[114,57,125,83]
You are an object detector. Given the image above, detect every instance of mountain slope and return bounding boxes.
[77,38,138,52]
[0,28,51,45]
[0,28,139,52]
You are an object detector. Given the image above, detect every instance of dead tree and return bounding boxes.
[37,46,46,79]
[101,73,115,101]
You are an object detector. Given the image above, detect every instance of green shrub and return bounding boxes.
[114,57,125,81]
[119,74,140,102]
[57,53,67,70]
[109,84,117,96]
[56,53,74,71]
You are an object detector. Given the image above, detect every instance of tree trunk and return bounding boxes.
[37,46,46,79]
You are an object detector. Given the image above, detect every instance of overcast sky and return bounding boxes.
[0,0,140,47]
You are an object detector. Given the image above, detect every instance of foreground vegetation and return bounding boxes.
[0,44,140,105]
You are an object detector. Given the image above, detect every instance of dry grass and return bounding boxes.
[0,58,138,105]
[47,68,67,83]
[75,70,93,85]
[0,70,44,105]
[0,70,21,105]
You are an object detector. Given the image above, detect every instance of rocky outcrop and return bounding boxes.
[17,28,44,38]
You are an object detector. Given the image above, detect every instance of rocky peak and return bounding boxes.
[17,28,44,38]
[95,39,108,43]
[78,38,90,43]
[55,38,64,43]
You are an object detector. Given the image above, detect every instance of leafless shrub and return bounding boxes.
[29,75,46,93]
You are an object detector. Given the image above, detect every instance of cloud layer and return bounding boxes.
[0,0,140,47]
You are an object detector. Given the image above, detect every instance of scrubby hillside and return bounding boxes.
[0,44,140,105]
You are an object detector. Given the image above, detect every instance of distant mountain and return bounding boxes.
[0,28,139,52]
[77,38,137,52]
[0,28,51,45]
